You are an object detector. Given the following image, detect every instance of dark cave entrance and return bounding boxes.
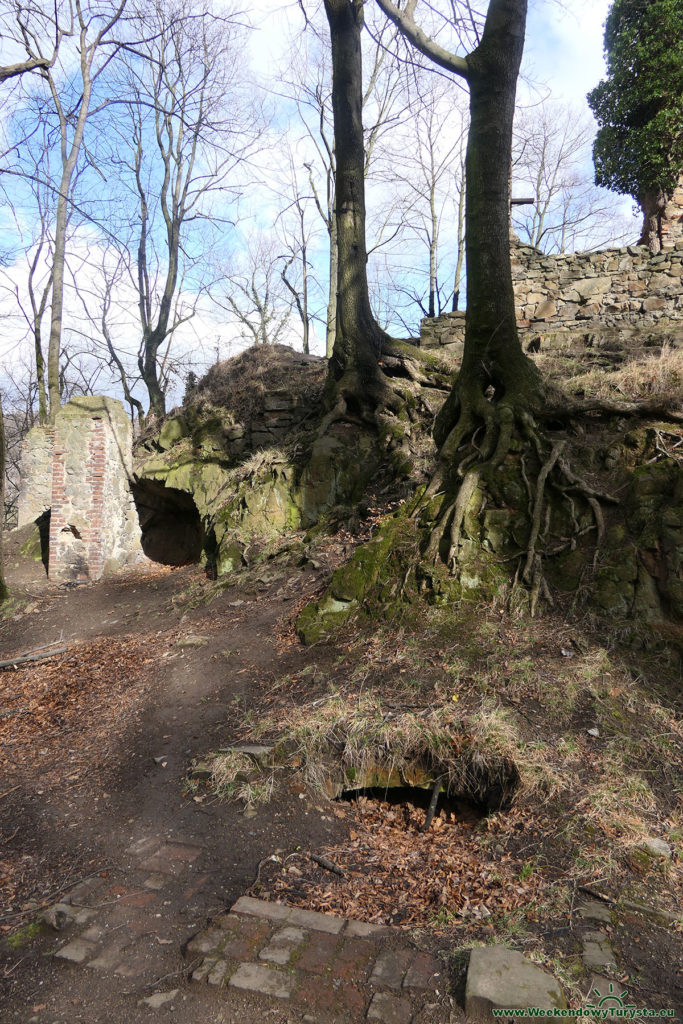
[131,478,205,566]
[36,510,51,571]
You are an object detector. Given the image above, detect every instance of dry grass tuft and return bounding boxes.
[565,345,683,404]
[190,343,326,423]
[204,749,275,807]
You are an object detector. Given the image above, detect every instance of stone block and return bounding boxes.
[582,941,617,972]
[578,901,612,924]
[229,962,295,999]
[232,895,291,922]
[370,949,413,989]
[403,952,441,990]
[258,925,308,965]
[186,928,226,955]
[574,277,611,301]
[56,938,98,964]
[191,958,217,983]
[207,959,229,985]
[345,920,386,938]
[465,947,566,1023]
[158,415,188,450]
[286,906,346,934]
[639,837,672,859]
[367,991,414,1023]
[139,989,179,1009]
[533,299,556,320]
[264,394,295,412]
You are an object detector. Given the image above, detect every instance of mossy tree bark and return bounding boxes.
[323,0,397,419]
[377,0,543,465]
[0,393,8,605]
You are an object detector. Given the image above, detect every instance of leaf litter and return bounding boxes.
[254,794,550,929]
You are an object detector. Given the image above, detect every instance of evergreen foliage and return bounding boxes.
[587,0,683,203]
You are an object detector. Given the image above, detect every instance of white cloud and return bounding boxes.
[523,0,610,107]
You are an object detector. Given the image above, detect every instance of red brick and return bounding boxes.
[296,932,339,974]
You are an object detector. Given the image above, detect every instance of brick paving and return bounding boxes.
[47,834,449,1023]
[186,894,443,1020]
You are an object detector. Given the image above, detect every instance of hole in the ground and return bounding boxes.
[337,785,488,824]
[131,477,204,566]
[325,756,519,811]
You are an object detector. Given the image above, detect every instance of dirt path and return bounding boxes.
[2,530,682,1021]
[0,536,452,1024]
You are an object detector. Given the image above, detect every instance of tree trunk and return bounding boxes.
[47,183,69,423]
[35,327,48,426]
[428,180,437,317]
[435,0,541,449]
[462,1,535,390]
[0,393,8,605]
[139,332,167,420]
[326,210,338,358]
[638,188,666,252]
[324,0,388,397]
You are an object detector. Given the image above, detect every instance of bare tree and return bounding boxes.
[322,0,394,416]
[512,99,633,252]
[279,191,314,355]
[1,114,59,426]
[70,245,146,424]
[0,390,8,603]
[283,4,405,357]
[107,0,256,419]
[16,0,130,422]
[385,64,468,319]
[220,236,295,347]
[0,1,64,84]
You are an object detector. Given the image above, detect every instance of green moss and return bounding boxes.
[5,921,42,949]
[158,415,189,450]
[548,547,586,592]
[19,525,43,562]
[296,595,354,644]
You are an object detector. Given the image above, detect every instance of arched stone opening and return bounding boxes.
[131,478,204,566]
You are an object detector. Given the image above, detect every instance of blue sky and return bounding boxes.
[0,0,624,405]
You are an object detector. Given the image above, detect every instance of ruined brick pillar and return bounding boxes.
[15,396,146,583]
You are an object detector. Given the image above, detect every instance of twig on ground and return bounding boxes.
[17,637,64,658]
[0,646,68,670]
[309,853,347,877]
[422,776,444,832]
[577,884,614,903]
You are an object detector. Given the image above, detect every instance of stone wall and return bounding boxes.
[420,237,683,357]
[512,239,683,332]
[16,426,53,528]
[18,396,145,582]
[156,389,313,461]
[654,176,683,252]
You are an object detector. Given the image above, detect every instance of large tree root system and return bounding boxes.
[416,372,682,616]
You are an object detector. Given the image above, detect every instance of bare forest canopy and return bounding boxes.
[0,0,636,434]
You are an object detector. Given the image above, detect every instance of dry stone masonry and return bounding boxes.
[17,396,145,583]
[16,424,53,529]
[511,239,683,334]
[420,194,683,359]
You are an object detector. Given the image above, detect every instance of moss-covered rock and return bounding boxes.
[158,415,189,450]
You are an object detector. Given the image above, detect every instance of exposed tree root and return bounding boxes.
[417,373,624,616]
[318,338,448,444]
[543,397,683,424]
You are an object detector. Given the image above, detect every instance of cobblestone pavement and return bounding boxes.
[46,835,451,1024]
